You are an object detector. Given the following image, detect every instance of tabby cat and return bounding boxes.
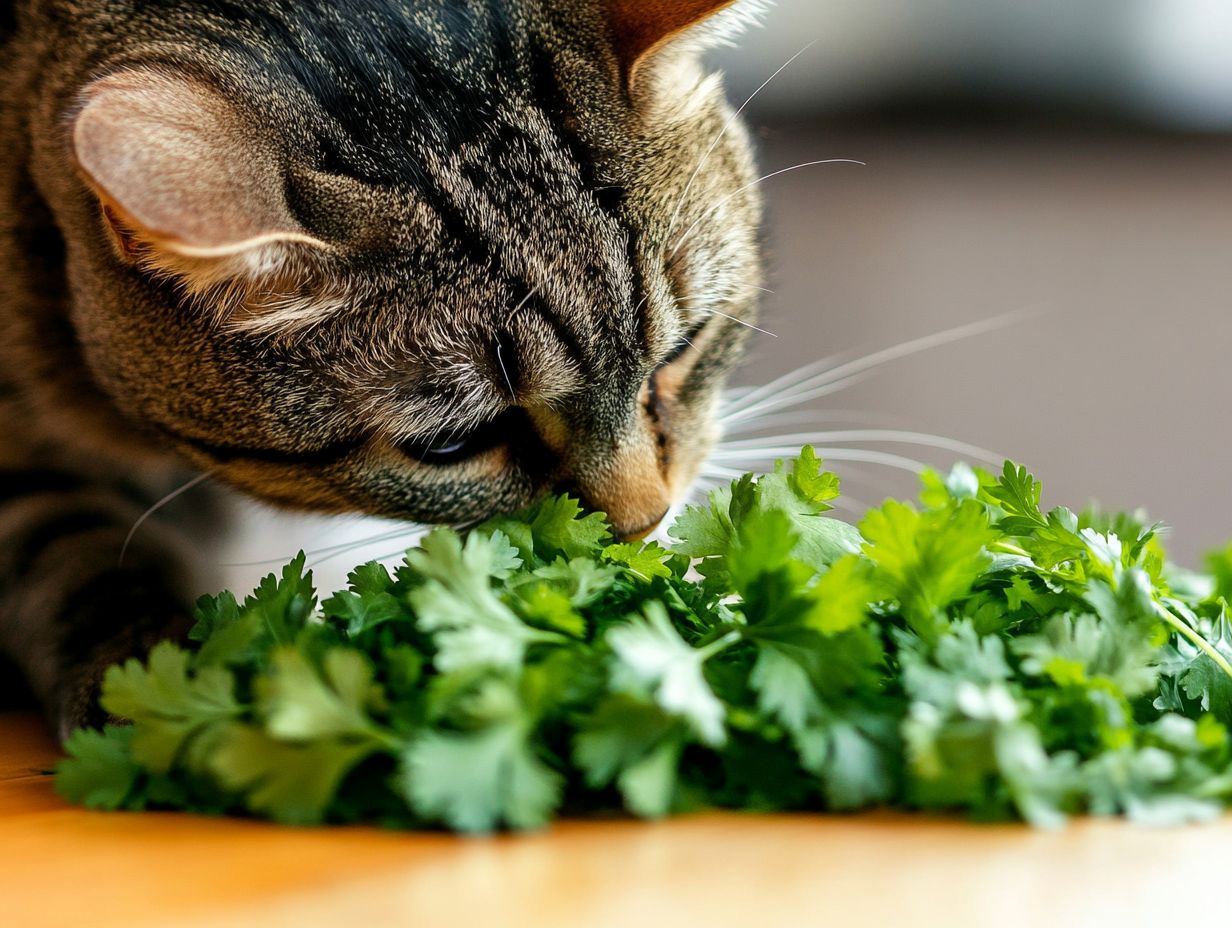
[0,0,766,738]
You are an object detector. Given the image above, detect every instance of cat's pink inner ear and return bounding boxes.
[71,70,320,257]
[604,0,739,77]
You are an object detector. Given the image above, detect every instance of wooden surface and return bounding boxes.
[1,711,1227,927]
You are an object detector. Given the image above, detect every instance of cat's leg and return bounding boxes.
[0,469,196,741]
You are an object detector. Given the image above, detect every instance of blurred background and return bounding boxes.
[706,0,1232,567]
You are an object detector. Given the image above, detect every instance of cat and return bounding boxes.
[0,0,767,739]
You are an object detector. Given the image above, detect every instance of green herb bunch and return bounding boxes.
[57,449,1232,831]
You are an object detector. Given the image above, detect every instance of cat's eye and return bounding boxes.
[397,427,497,466]
[395,411,522,466]
[397,433,482,465]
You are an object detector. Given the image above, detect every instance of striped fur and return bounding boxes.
[0,0,765,735]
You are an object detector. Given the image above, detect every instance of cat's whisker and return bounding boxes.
[495,338,517,399]
[218,523,425,570]
[719,310,1040,426]
[672,158,866,258]
[698,464,748,480]
[720,372,875,425]
[307,527,429,569]
[719,408,907,436]
[665,41,817,237]
[712,447,929,476]
[119,472,212,566]
[672,281,774,307]
[720,356,903,417]
[715,429,1003,465]
[506,280,542,321]
[697,307,778,338]
[697,461,898,504]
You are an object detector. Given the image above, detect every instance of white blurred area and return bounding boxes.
[715,0,1232,129]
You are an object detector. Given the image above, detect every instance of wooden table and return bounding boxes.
[1,711,1225,927]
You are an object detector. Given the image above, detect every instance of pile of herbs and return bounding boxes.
[57,449,1232,831]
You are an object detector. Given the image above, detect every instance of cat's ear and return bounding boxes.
[70,70,332,330]
[603,0,766,82]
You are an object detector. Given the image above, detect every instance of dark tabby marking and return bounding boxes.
[0,0,766,738]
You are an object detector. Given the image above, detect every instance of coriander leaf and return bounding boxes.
[603,541,674,581]
[523,557,621,607]
[400,721,561,832]
[1178,613,1232,724]
[573,695,684,818]
[55,726,142,810]
[607,602,732,746]
[322,562,404,637]
[484,495,610,564]
[1207,542,1232,604]
[193,555,318,666]
[322,589,404,637]
[211,722,377,825]
[748,645,820,734]
[619,740,683,819]
[406,530,550,671]
[726,506,799,592]
[785,445,841,510]
[188,591,239,643]
[810,555,876,635]
[860,499,995,640]
[260,647,387,742]
[1013,612,1160,699]
[796,714,897,810]
[668,485,735,559]
[240,553,318,641]
[986,461,1045,525]
[511,582,587,638]
[1081,743,1222,826]
[100,641,240,773]
[754,458,863,570]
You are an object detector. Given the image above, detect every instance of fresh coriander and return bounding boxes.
[57,452,1232,832]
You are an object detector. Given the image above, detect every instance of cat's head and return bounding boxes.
[54,0,766,538]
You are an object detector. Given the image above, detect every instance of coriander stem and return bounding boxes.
[990,541,1032,559]
[1154,601,1232,682]
[697,629,742,661]
[369,727,405,752]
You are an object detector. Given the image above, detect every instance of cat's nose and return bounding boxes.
[616,507,670,542]
[554,482,669,541]
[572,467,672,542]
[528,405,672,540]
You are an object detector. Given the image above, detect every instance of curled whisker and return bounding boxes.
[120,472,213,566]
[507,280,542,321]
[666,41,817,236]
[672,158,867,258]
